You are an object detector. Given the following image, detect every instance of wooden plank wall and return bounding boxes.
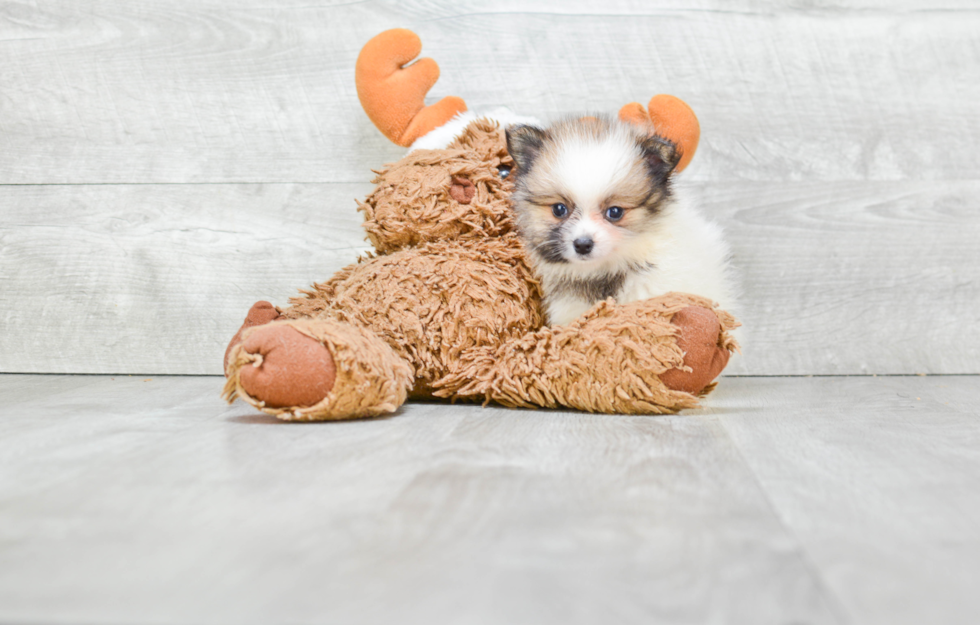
[1,0,978,375]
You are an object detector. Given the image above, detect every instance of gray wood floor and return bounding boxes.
[2,374,978,624]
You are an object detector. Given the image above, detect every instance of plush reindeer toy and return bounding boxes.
[222,28,738,421]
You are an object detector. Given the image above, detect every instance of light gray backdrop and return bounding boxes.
[2,0,978,375]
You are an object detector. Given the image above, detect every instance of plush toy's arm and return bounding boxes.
[620,95,701,173]
[355,29,468,147]
[431,293,739,415]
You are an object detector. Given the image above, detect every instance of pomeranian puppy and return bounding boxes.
[506,116,735,326]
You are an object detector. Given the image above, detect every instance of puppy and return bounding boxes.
[506,116,735,326]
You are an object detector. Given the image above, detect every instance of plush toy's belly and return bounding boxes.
[284,238,543,394]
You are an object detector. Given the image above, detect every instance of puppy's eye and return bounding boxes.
[552,203,569,218]
[605,206,625,222]
[497,165,511,179]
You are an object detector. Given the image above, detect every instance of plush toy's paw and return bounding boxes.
[236,324,337,408]
[224,301,281,373]
[223,318,413,421]
[660,306,731,394]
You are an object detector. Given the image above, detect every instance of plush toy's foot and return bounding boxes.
[237,324,336,408]
[660,306,731,395]
[224,301,281,374]
[223,318,414,421]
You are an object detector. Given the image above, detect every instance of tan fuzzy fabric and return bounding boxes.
[223,118,740,421]
[357,120,516,254]
[433,293,739,415]
[223,319,413,421]
[283,233,545,395]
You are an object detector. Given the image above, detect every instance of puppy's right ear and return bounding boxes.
[506,125,547,174]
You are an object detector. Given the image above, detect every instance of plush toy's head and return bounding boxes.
[357,120,517,254]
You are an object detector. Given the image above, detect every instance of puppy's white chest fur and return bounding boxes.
[541,191,735,326]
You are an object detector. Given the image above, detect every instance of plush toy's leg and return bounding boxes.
[432,293,738,415]
[223,318,413,421]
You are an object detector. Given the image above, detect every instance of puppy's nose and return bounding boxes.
[573,237,594,255]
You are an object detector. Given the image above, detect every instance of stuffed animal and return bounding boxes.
[222,29,739,421]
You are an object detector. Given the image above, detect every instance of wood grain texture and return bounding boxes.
[2,1,978,375]
[703,179,980,375]
[714,375,980,625]
[3,374,979,624]
[0,183,373,374]
[0,1,977,183]
[3,180,976,375]
[0,374,844,625]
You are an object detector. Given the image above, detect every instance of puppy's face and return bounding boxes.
[506,118,679,271]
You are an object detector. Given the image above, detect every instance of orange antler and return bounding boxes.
[355,29,468,147]
[620,95,700,173]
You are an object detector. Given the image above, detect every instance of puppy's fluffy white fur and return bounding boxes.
[506,117,736,326]
[408,111,735,328]
[539,184,735,324]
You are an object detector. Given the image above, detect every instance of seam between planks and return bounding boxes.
[710,408,853,625]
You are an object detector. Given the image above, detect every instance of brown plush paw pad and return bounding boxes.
[660,306,731,394]
[224,301,281,372]
[238,324,336,408]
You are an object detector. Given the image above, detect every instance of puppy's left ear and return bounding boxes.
[640,135,681,185]
[506,125,547,175]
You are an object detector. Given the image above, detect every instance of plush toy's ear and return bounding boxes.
[355,29,468,147]
[506,125,547,174]
[620,94,700,173]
